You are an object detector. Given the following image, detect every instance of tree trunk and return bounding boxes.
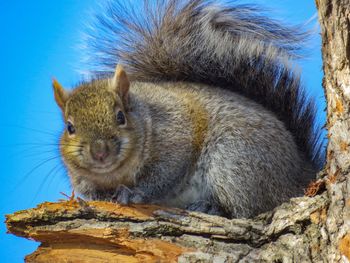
[5,1,350,262]
[315,0,350,261]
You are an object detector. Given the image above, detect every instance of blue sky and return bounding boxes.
[0,1,325,261]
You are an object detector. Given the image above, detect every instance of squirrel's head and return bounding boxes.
[53,65,138,181]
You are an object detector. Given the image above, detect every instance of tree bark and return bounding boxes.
[315,0,350,261]
[5,1,350,262]
[6,195,330,262]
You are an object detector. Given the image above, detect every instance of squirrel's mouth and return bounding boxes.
[89,161,120,174]
[63,138,128,175]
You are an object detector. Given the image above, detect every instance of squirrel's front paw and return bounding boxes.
[186,200,223,216]
[112,185,145,205]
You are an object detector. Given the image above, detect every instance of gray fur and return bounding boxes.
[129,83,315,218]
[58,0,325,219]
[87,0,323,168]
[61,80,317,218]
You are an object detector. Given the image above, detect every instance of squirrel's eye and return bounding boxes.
[116,111,126,126]
[67,121,75,135]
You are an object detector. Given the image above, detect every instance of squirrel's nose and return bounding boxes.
[90,140,109,162]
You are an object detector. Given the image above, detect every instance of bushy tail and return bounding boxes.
[86,0,324,169]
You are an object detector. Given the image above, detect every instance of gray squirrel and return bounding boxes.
[53,0,323,218]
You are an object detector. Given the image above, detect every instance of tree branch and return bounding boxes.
[6,194,328,262]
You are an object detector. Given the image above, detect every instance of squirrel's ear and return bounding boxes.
[111,64,130,109]
[52,79,69,111]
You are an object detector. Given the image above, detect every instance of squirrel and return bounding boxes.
[52,0,324,218]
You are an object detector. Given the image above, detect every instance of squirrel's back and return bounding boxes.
[86,0,324,170]
[129,81,314,216]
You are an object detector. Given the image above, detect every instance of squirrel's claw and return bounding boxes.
[112,185,145,205]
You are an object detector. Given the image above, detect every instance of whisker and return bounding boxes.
[1,124,59,137]
[13,148,61,159]
[30,162,65,203]
[0,142,83,148]
[8,148,56,160]
[10,151,78,193]
[9,158,59,195]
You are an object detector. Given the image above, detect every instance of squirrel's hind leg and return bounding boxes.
[193,135,273,219]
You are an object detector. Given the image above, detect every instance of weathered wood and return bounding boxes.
[6,194,328,262]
